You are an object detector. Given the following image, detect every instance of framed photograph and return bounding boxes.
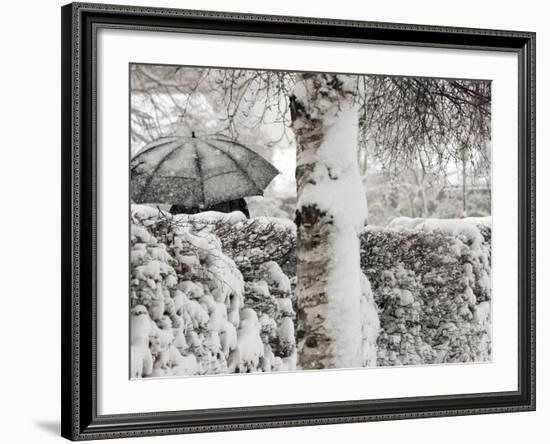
[61,2,536,440]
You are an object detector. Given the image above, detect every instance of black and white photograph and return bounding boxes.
[129,64,492,378]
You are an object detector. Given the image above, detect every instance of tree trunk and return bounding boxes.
[462,143,468,216]
[411,167,428,217]
[291,73,377,369]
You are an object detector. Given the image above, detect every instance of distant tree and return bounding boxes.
[130,65,293,159]
[358,76,491,213]
[130,65,214,151]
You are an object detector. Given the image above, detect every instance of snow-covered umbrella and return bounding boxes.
[131,135,280,207]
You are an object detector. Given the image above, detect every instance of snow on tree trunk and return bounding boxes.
[291,73,378,369]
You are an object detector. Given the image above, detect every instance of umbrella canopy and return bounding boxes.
[131,135,280,207]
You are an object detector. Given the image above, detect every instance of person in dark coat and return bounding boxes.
[169,198,250,218]
[169,204,200,215]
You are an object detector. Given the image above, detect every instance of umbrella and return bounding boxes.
[130,135,280,207]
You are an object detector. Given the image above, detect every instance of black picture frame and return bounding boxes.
[61,2,536,440]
